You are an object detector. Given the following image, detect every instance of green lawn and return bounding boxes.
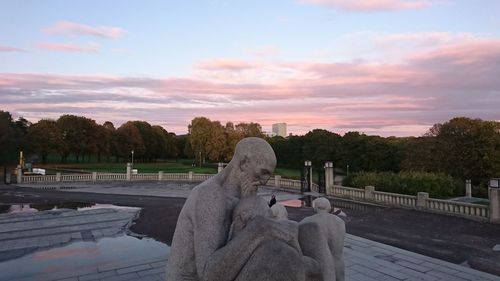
[42,162,217,174]
[39,160,307,179]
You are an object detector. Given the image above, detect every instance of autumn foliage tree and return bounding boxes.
[25,120,62,163]
[424,117,500,185]
[187,117,265,163]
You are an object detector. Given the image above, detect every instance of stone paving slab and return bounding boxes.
[344,234,500,281]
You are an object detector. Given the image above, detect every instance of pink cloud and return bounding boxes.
[300,0,433,12]
[2,37,500,137]
[35,43,99,53]
[197,59,261,71]
[0,45,26,52]
[43,21,125,39]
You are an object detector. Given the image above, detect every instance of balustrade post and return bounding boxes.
[274,175,281,187]
[465,179,472,197]
[364,186,375,201]
[218,163,224,173]
[16,165,22,184]
[189,171,194,182]
[489,179,500,223]
[417,192,429,209]
[324,162,334,195]
[56,172,61,182]
[159,171,163,181]
[126,163,132,181]
[92,172,97,182]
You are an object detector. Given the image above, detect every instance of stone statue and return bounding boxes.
[299,198,346,281]
[167,137,345,281]
[167,137,296,281]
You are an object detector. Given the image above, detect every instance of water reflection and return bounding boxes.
[32,202,94,211]
[0,202,138,214]
[0,235,169,280]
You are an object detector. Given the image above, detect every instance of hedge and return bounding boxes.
[342,171,462,198]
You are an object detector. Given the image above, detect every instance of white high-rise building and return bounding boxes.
[272,123,287,137]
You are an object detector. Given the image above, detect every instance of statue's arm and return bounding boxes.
[196,211,297,281]
[192,188,230,280]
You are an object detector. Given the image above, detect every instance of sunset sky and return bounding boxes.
[1,0,499,136]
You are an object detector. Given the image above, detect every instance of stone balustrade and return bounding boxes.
[329,185,365,200]
[373,190,417,207]
[325,185,489,222]
[426,198,489,219]
[18,171,494,223]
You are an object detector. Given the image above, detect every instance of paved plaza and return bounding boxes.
[0,182,499,281]
[4,232,499,281]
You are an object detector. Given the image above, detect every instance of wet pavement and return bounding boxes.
[0,235,168,281]
[0,206,140,262]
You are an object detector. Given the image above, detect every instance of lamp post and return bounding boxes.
[131,150,134,167]
[346,164,350,176]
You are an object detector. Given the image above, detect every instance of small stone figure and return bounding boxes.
[299,198,346,281]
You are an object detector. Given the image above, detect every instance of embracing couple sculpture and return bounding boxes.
[167,138,345,281]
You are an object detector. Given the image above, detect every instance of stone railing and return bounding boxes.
[267,176,319,193]
[60,174,93,182]
[97,173,127,181]
[21,171,215,183]
[326,185,489,222]
[18,171,492,222]
[22,175,57,183]
[373,191,417,207]
[21,172,309,194]
[328,185,365,200]
[426,197,489,219]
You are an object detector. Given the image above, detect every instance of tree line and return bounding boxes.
[1,110,499,189]
[267,117,500,191]
[0,111,179,164]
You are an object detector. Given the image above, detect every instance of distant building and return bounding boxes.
[272,123,287,137]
